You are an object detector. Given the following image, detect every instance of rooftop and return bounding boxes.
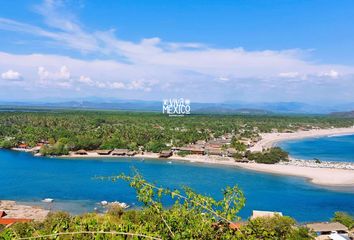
[251,210,283,219]
[306,222,348,232]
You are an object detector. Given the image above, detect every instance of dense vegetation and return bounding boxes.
[245,147,289,164]
[0,172,314,240]
[0,110,353,156]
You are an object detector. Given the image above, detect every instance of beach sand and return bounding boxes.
[250,127,354,152]
[0,200,49,221]
[64,151,354,187]
[233,162,354,186]
[169,155,354,187]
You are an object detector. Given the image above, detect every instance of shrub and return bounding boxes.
[239,215,313,240]
[107,204,124,218]
[177,150,190,157]
[247,147,289,164]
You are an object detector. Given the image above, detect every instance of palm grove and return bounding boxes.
[0,110,353,163]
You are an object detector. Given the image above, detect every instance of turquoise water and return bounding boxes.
[0,149,353,222]
[279,134,354,162]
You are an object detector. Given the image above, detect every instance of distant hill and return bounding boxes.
[1,99,354,114]
[194,107,272,115]
[330,110,354,118]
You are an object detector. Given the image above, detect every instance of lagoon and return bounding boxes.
[0,149,353,222]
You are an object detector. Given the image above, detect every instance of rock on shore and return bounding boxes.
[0,200,49,221]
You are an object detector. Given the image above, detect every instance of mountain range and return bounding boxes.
[0,99,353,115]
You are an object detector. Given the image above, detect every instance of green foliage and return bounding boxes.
[0,139,15,148]
[145,140,168,153]
[102,171,246,239]
[332,211,354,229]
[177,150,190,157]
[232,152,244,160]
[231,137,247,152]
[0,110,352,155]
[107,204,124,218]
[239,215,314,240]
[40,142,69,156]
[246,147,289,164]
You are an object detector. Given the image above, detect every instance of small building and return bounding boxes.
[127,151,136,156]
[159,150,173,158]
[235,158,249,163]
[96,149,112,155]
[75,149,87,155]
[111,149,129,156]
[18,143,29,149]
[205,147,224,156]
[179,146,205,155]
[251,210,283,219]
[195,140,206,145]
[306,222,349,239]
[226,148,238,157]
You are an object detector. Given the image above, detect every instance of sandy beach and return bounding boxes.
[171,156,354,187]
[234,162,354,187]
[250,127,354,152]
[62,150,354,187]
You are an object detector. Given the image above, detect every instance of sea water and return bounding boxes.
[279,134,354,162]
[0,149,353,222]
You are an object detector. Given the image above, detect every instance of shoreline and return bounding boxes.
[0,200,49,221]
[249,127,354,152]
[11,126,354,188]
[60,151,354,188]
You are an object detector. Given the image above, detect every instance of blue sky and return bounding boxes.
[0,0,354,103]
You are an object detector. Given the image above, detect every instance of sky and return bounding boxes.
[0,0,354,103]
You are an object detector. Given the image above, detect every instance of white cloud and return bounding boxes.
[110,82,125,89]
[37,65,71,82]
[109,80,153,91]
[59,65,70,80]
[217,76,230,81]
[38,66,50,81]
[318,69,339,79]
[78,75,94,85]
[0,3,353,83]
[278,72,300,78]
[1,70,22,81]
[57,81,71,88]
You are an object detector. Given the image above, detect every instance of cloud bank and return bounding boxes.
[0,0,353,103]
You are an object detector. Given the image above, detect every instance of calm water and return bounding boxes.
[0,149,353,222]
[279,134,354,162]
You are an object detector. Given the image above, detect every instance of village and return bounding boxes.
[11,131,262,160]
